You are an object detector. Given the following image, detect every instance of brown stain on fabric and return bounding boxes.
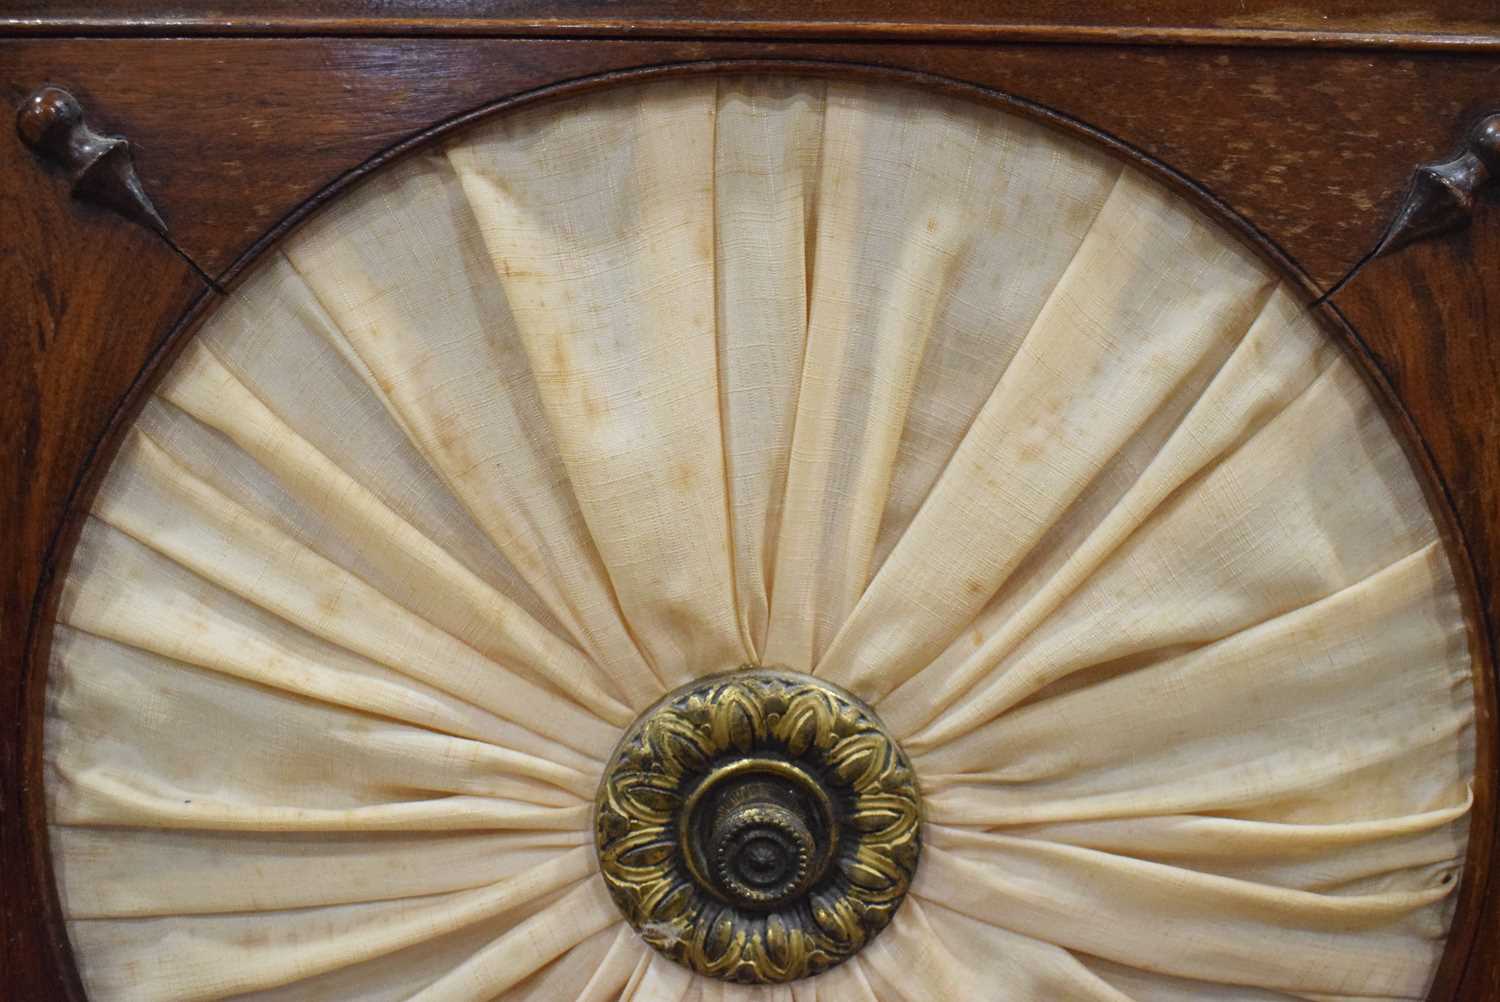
[582,390,608,425]
[550,338,571,375]
[316,587,344,618]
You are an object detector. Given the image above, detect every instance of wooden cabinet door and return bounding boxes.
[3,8,1498,999]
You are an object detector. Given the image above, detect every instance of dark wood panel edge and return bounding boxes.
[209,56,1329,305]
[17,40,1473,286]
[1,18,1500,51]
[0,197,206,998]
[16,277,220,1002]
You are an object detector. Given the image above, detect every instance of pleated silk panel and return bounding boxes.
[47,77,1475,1001]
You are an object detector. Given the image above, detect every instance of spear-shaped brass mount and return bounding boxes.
[16,85,168,238]
[1374,112,1500,259]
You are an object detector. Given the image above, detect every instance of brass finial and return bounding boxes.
[16,85,168,237]
[1375,112,1500,259]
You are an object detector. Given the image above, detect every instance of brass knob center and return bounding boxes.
[685,761,836,910]
[708,779,813,904]
[595,668,922,984]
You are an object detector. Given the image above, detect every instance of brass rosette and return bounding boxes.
[594,668,922,984]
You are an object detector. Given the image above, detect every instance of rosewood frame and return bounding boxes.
[2,17,1498,1001]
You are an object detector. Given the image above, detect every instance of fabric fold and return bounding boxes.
[915,543,1471,827]
[47,627,592,831]
[712,78,827,661]
[917,837,1450,997]
[53,827,590,918]
[903,355,1457,754]
[912,899,1140,1001]
[86,431,624,746]
[46,75,1475,1002]
[874,283,1335,738]
[985,796,1471,893]
[407,877,621,1001]
[815,168,1277,704]
[449,79,750,687]
[496,922,628,1001]
[155,341,625,741]
[165,253,567,654]
[65,848,596,1001]
[574,925,651,1002]
[854,898,978,1000]
[281,156,664,710]
[761,84,1122,670]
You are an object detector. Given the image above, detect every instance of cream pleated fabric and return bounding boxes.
[46,77,1476,1002]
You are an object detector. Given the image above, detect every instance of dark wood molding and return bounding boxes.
[7,39,1500,291]
[2,20,1498,1002]
[0,2,1498,51]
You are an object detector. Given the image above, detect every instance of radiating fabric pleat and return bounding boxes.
[449,80,750,688]
[983,797,1470,893]
[65,850,594,1001]
[872,283,1336,738]
[87,431,624,743]
[712,78,827,660]
[165,253,565,645]
[853,898,978,1000]
[1077,955,1300,1002]
[155,342,624,736]
[617,953,697,1002]
[496,922,627,1001]
[815,168,1277,703]
[759,83,1123,670]
[917,838,1448,997]
[573,926,649,1002]
[49,629,593,832]
[901,357,1453,754]
[915,900,1147,1001]
[281,155,663,711]
[54,827,590,918]
[914,543,1469,828]
[406,878,621,1001]
[228,911,599,1002]
[46,76,1474,1002]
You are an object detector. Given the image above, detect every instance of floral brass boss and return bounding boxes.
[594,668,923,984]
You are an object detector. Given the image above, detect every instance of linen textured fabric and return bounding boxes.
[46,77,1475,1001]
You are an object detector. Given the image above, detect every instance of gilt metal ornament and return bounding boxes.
[594,668,922,984]
[16,85,169,238]
[1373,112,1500,260]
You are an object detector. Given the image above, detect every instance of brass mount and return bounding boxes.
[594,668,922,984]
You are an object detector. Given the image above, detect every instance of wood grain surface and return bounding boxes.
[2,25,1497,1002]
[0,1,1498,48]
[0,103,207,999]
[5,38,1500,291]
